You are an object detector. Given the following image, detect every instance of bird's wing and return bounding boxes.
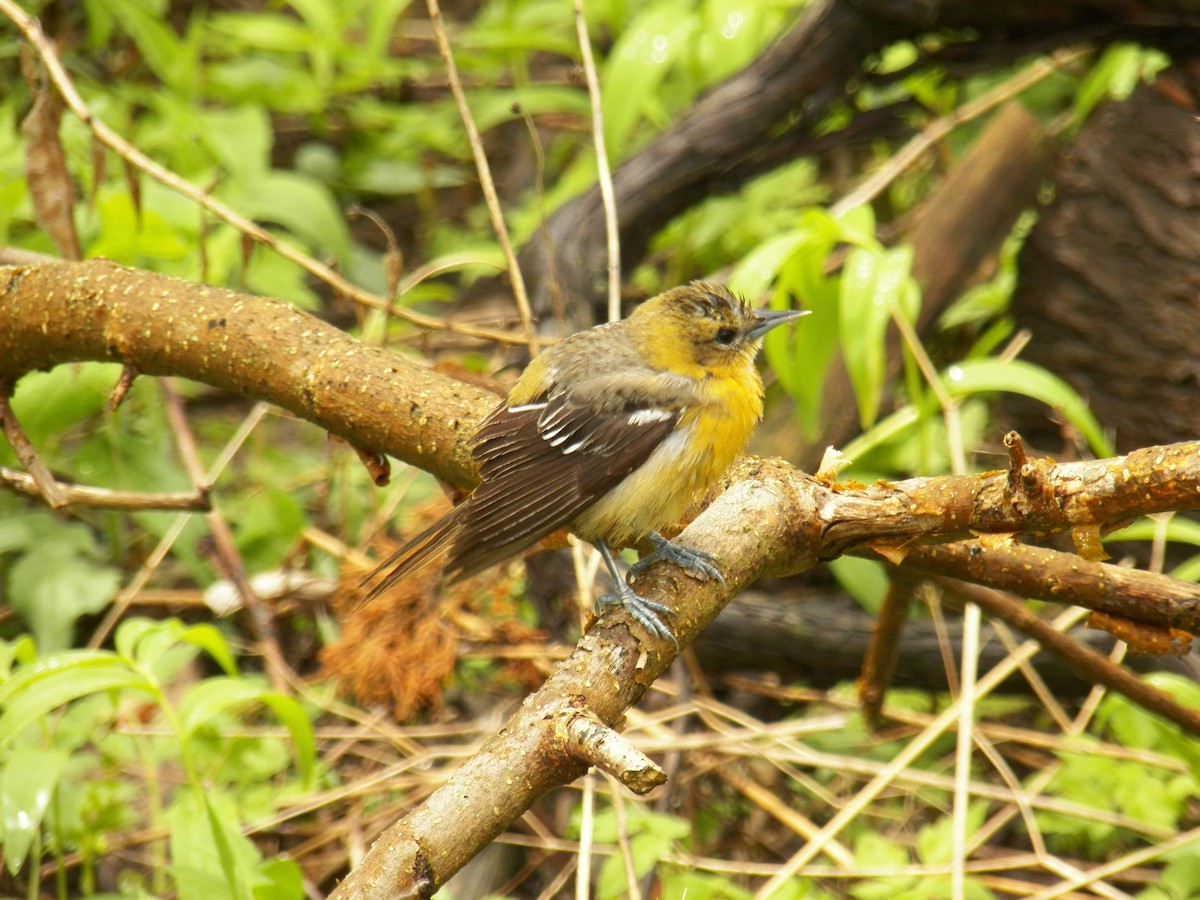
[444,392,681,579]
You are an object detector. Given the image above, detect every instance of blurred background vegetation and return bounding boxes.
[2,0,1200,896]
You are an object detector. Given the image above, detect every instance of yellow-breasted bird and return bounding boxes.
[360,281,808,642]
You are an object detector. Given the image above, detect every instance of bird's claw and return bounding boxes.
[597,581,678,648]
[629,532,725,585]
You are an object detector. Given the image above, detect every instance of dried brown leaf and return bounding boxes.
[20,52,80,260]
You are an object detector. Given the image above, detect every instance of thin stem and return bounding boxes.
[830,49,1085,217]
[576,771,596,900]
[424,0,540,355]
[0,0,527,346]
[575,0,622,322]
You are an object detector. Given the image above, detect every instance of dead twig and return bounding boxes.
[899,540,1200,633]
[0,391,66,508]
[424,0,539,355]
[936,579,1200,737]
[0,467,209,511]
[159,382,292,694]
[0,0,529,347]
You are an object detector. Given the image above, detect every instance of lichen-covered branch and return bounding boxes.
[0,259,493,489]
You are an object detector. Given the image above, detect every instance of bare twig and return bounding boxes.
[753,606,1093,898]
[0,467,208,511]
[566,712,666,793]
[424,0,539,355]
[574,0,621,323]
[858,571,918,725]
[829,49,1084,217]
[107,364,139,410]
[159,382,291,693]
[900,540,1200,633]
[938,579,1200,736]
[0,392,65,508]
[0,0,529,346]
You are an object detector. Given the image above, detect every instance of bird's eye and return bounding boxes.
[714,327,738,347]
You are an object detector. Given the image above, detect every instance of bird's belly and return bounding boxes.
[570,418,737,547]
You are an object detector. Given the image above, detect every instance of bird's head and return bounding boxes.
[629,281,808,377]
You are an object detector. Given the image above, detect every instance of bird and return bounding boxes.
[360,281,808,642]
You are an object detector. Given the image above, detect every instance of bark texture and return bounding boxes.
[1009,63,1200,451]
[0,260,493,489]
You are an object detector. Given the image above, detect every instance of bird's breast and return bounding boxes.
[570,372,762,546]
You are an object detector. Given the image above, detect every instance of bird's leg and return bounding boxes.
[593,542,677,646]
[628,531,725,585]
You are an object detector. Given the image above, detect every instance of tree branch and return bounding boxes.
[4,259,1200,897]
[0,259,494,490]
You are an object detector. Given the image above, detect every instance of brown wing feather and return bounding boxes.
[444,395,678,580]
[358,503,468,603]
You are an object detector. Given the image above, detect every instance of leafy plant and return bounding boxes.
[0,618,316,895]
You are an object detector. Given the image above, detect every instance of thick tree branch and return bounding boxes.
[0,259,494,490]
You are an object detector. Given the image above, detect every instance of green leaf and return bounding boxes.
[915,801,987,866]
[166,791,257,900]
[602,3,699,155]
[831,203,879,250]
[197,106,272,180]
[260,694,317,790]
[730,208,843,439]
[8,545,120,653]
[769,255,840,438]
[941,359,1114,457]
[849,830,912,900]
[1,744,69,875]
[1107,517,1200,545]
[114,617,165,666]
[177,677,315,789]
[852,829,909,869]
[207,11,315,54]
[1073,43,1169,127]
[9,363,124,449]
[232,171,351,263]
[0,636,36,680]
[1156,848,1200,900]
[660,869,756,899]
[231,488,306,570]
[112,618,237,678]
[0,653,152,752]
[101,0,187,88]
[839,245,917,428]
[841,405,921,462]
[827,557,889,613]
[88,189,191,262]
[178,623,240,677]
[256,858,307,900]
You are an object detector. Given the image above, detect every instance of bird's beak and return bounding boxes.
[748,307,811,341]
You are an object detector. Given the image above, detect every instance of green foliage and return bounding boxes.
[1,0,1192,892]
[595,0,807,159]
[1039,684,1200,856]
[588,806,690,898]
[1140,844,1200,900]
[0,512,120,652]
[1072,42,1170,128]
[0,619,316,894]
[1104,517,1200,583]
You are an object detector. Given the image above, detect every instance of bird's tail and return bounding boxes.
[357,505,468,606]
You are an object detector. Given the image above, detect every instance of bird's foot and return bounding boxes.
[596,581,677,647]
[628,532,725,585]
